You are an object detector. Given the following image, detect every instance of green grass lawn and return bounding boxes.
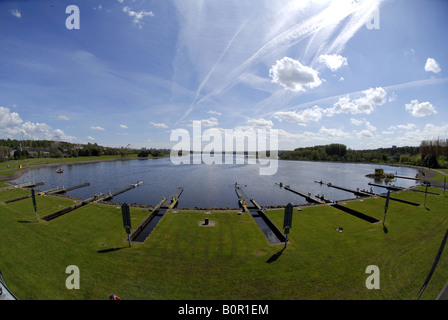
[1,184,448,300]
[431,169,448,183]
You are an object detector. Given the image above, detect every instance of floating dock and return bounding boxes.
[235,184,286,245]
[279,182,331,204]
[0,181,45,191]
[318,181,421,207]
[4,182,90,204]
[41,193,104,221]
[130,197,166,242]
[395,175,421,181]
[131,187,184,243]
[368,182,440,195]
[235,183,254,212]
[41,182,142,221]
[368,182,403,191]
[97,181,143,202]
[317,181,372,198]
[281,182,379,224]
[160,187,184,209]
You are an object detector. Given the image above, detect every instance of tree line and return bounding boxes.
[279,140,447,168]
[0,139,169,161]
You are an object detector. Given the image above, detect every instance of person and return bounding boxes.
[109,293,121,300]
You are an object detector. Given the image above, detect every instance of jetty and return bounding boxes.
[0,181,45,191]
[281,182,379,223]
[4,182,90,204]
[41,193,104,221]
[395,175,421,181]
[317,181,372,198]
[368,182,440,195]
[235,183,254,211]
[160,187,184,209]
[41,182,143,221]
[130,197,166,242]
[235,184,286,244]
[131,187,184,243]
[98,181,143,202]
[279,182,331,204]
[368,182,403,191]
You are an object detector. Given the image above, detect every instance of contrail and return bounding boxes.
[175,20,249,126]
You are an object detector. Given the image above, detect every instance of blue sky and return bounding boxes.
[0,0,447,150]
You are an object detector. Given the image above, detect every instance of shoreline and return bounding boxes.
[2,157,440,210]
[0,156,162,182]
[54,192,364,212]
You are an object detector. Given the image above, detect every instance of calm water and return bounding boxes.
[12,157,421,208]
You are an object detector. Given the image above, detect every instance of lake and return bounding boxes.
[11,157,421,208]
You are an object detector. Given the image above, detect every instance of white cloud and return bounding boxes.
[405,100,437,117]
[233,118,274,133]
[0,106,23,129]
[425,57,441,74]
[0,107,76,141]
[357,130,374,138]
[22,122,51,134]
[150,122,168,129]
[324,87,387,116]
[87,136,96,141]
[318,54,348,71]
[396,123,416,130]
[273,106,323,124]
[120,124,128,129]
[122,6,154,28]
[394,123,448,146]
[91,126,106,131]
[350,118,376,131]
[199,117,219,127]
[57,115,70,121]
[247,118,273,129]
[188,118,219,128]
[318,126,350,139]
[206,110,222,116]
[350,118,364,126]
[363,87,387,106]
[269,57,322,92]
[10,9,21,18]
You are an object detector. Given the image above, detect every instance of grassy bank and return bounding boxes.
[1,185,447,300]
[431,169,448,183]
[0,155,139,180]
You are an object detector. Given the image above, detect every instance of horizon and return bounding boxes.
[1,136,425,153]
[0,0,447,151]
